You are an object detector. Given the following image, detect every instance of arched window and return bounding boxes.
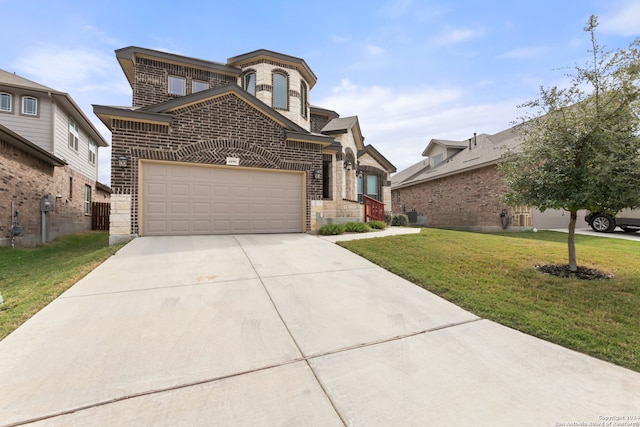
[300,81,308,118]
[0,92,12,112]
[244,72,256,95]
[272,72,287,109]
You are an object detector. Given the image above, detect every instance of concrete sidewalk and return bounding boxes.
[0,233,639,426]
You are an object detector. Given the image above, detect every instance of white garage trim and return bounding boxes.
[139,160,305,236]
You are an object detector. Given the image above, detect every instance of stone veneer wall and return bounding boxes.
[392,164,521,231]
[109,194,133,244]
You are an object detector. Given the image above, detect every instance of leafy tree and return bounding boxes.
[499,15,640,271]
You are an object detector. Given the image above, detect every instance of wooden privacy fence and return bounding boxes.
[91,202,110,230]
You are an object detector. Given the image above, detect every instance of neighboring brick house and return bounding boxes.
[391,127,587,231]
[0,70,109,246]
[94,47,395,242]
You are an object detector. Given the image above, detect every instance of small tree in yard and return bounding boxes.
[499,15,640,273]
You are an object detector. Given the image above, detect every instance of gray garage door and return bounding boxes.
[141,162,303,235]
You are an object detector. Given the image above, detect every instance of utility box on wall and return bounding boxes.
[40,194,53,212]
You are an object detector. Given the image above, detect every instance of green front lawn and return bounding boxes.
[0,232,126,340]
[339,228,640,372]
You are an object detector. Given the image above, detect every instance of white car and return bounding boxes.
[586,208,640,233]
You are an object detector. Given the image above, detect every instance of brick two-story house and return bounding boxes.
[0,70,109,246]
[391,127,587,231]
[94,47,395,243]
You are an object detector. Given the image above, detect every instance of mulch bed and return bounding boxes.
[536,264,613,280]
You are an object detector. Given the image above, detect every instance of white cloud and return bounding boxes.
[379,0,415,18]
[11,48,126,95]
[600,1,640,36]
[366,44,385,56]
[11,47,132,185]
[432,27,484,46]
[498,46,550,60]
[316,82,521,174]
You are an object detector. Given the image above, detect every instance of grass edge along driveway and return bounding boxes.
[339,228,640,373]
[0,232,126,340]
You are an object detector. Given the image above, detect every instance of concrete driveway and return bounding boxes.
[1,231,639,426]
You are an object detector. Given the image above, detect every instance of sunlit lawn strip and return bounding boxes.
[0,232,126,340]
[339,229,640,372]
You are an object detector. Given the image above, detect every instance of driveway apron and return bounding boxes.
[0,233,639,426]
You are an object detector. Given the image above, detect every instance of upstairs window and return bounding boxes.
[68,117,79,151]
[272,72,287,109]
[168,76,186,96]
[0,92,12,112]
[244,72,256,95]
[432,153,443,166]
[22,96,37,115]
[88,138,97,164]
[300,81,308,118]
[192,80,209,93]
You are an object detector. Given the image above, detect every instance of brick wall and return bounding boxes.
[111,93,323,234]
[310,113,331,133]
[392,165,516,231]
[0,139,94,246]
[132,57,237,108]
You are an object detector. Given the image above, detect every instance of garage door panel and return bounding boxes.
[143,163,302,235]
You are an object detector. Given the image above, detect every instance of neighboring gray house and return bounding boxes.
[0,70,109,246]
[391,127,587,231]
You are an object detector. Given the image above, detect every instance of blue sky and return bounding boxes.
[2,0,639,184]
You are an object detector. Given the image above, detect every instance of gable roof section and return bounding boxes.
[321,116,365,150]
[0,69,55,92]
[0,69,109,147]
[0,123,66,166]
[310,105,339,120]
[115,46,241,89]
[358,144,396,173]
[93,84,336,147]
[421,138,469,156]
[227,49,317,89]
[393,127,520,189]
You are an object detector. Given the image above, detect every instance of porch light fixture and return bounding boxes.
[312,169,321,180]
[118,156,128,168]
[343,160,352,170]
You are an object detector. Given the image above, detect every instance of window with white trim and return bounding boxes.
[84,184,91,215]
[68,117,79,151]
[88,138,97,164]
[272,72,287,109]
[168,76,186,95]
[244,72,256,95]
[0,92,12,112]
[192,80,209,93]
[22,96,37,115]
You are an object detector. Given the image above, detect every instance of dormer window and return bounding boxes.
[168,76,186,96]
[432,153,443,166]
[244,72,256,96]
[272,72,287,110]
